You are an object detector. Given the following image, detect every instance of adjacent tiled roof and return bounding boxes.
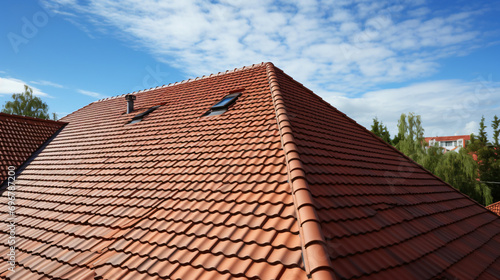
[1,62,500,280]
[0,113,66,184]
[424,135,471,142]
[487,201,500,216]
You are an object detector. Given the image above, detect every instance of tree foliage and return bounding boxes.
[492,115,500,147]
[370,117,392,144]
[467,116,500,203]
[375,112,493,205]
[395,113,425,162]
[433,149,491,205]
[1,85,57,120]
[478,115,488,144]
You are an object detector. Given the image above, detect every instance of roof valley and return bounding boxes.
[265,62,335,280]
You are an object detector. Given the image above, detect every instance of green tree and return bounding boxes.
[478,116,488,144]
[433,149,492,205]
[395,112,426,162]
[392,112,492,205]
[1,85,56,120]
[419,144,443,174]
[467,116,500,203]
[370,117,391,144]
[391,133,402,146]
[492,115,500,147]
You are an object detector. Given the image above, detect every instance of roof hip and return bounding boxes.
[265,62,335,280]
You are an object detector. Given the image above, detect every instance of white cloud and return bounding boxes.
[37,0,499,139]
[77,89,104,98]
[42,0,488,94]
[328,78,500,138]
[465,121,479,135]
[30,80,64,88]
[0,77,49,97]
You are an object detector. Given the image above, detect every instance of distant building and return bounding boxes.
[424,135,471,152]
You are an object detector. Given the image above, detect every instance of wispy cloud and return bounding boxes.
[0,77,49,97]
[329,77,500,138]
[30,80,64,88]
[42,0,490,94]
[77,89,104,98]
[40,0,499,137]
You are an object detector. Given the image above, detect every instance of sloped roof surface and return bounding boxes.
[0,113,66,183]
[0,64,307,280]
[1,63,500,280]
[271,66,500,279]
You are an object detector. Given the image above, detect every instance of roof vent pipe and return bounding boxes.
[125,95,136,114]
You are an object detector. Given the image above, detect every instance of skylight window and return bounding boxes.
[212,96,236,109]
[204,92,241,116]
[127,105,160,124]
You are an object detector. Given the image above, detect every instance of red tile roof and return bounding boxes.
[0,113,66,183]
[487,201,500,216]
[425,135,471,142]
[1,62,500,280]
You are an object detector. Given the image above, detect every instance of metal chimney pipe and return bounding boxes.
[125,94,136,114]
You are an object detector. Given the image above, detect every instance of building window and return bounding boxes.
[442,141,455,147]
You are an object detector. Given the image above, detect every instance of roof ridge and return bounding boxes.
[265,62,335,280]
[0,112,67,124]
[92,62,268,104]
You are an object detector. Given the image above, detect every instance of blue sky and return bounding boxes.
[1,0,499,139]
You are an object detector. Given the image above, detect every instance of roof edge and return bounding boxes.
[0,112,68,125]
[92,62,268,103]
[265,62,335,280]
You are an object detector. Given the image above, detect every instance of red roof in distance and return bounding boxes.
[425,135,471,142]
[487,201,500,216]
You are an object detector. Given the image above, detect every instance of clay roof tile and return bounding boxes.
[3,62,500,280]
